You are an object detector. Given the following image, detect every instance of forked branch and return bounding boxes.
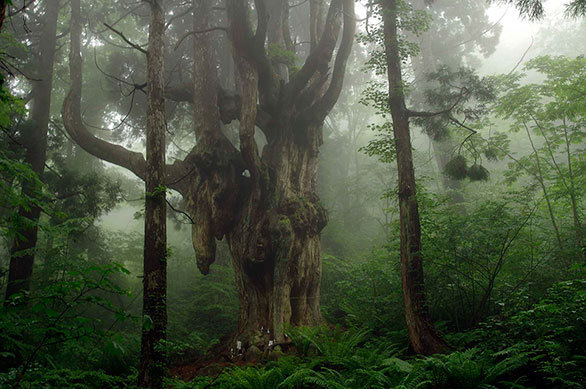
[306,0,356,122]
[285,0,343,103]
[63,0,192,191]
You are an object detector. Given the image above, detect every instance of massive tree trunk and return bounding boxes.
[229,127,326,346]
[181,124,326,350]
[137,0,168,387]
[62,0,354,353]
[5,1,59,302]
[382,0,449,355]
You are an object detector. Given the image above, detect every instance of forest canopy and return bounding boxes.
[0,0,584,388]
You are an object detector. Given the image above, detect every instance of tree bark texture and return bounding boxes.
[5,1,60,302]
[0,1,7,32]
[382,0,449,355]
[138,0,168,387]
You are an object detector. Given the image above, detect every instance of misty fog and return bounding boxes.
[0,0,584,387]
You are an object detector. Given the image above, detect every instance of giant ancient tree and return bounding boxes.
[63,0,355,349]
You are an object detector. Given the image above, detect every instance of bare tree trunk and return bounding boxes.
[382,0,449,355]
[0,1,7,32]
[562,121,583,258]
[5,0,59,302]
[138,0,167,387]
[523,122,564,251]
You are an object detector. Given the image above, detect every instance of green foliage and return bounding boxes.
[0,258,135,383]
[492,0,586,19]
[44,167,122,223]
[467,164,490,181]
[0,76,25,129]
[459,278,586,387]
[493,55,584,258]
[444,155,468,180]
[0,153,43,238]
[321,252,405,338]
[0,368,134,389]
[168,278,584,388]
[357,1,431,76]
[267,43,297,67]
[216,364,288,389]
[359,122,397,163]
[413,348,529,389]
[414,66,496,140]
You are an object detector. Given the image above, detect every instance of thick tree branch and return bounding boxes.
[282,3,295,53]
[164,81,270,131]
[234,55,263,184]
[227,0,279,109]
[63,4,146,180]
[306,0,355,122]
[193,0,222,140]
[63,1,192,191]
[309,0,324,50]
[284,0,343,103]
[254,0,269,46]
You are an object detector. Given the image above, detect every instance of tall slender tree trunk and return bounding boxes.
[382,0,449,355]
[562,122,583,258]
[523,122,563,251]
[0,0,7,31]
[138,0,167,387]
[5,1,60,302]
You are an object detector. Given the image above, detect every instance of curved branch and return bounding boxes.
[63,0,146,180]
[227,0,279,107]
[284,0,343,103]
[174,26,228,51]
[63,0,193,191]
[306,0,355,122]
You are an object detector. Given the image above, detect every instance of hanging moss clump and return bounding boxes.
[467,164,490,181]
[444,155,468,180]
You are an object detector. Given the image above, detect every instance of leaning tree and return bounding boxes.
[63,0,355,349]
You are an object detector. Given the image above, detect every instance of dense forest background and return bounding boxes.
[0,0,584,388]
